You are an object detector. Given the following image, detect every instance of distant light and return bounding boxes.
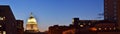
[3,31,6,34]
[109,28,112,30]
[0,25,2,27]
[113,27,116,30]
[98,28,101,30]
[90,27,97,31]
[80,25,84,27]
[104,28,107,30]
[0,17,4,20]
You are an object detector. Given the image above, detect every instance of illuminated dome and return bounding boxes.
[27,14,37,24]
[25,13,39,33]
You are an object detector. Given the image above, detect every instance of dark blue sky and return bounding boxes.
[0,0,104,32]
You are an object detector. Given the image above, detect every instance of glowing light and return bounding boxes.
[0,17,5,20]
[113,27,116,30]
[26,13,39,32]
[98,28,101,30]
[90,27,97,31]
[0,17,4,20]
[104,28,107,30]
[80,25,84,27]
[110,28,112,30]
[0,25,2,27]
[27,18,37,24]
[3,31,6,34]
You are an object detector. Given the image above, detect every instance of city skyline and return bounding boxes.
[0,0,104,32]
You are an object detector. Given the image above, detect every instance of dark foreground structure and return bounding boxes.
[0,5,24,34]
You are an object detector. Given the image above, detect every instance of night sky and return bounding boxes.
[0,0,104,32]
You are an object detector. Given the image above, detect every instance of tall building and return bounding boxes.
[25,13,39,33]
[104,0,120,29]
[0,5,24,34]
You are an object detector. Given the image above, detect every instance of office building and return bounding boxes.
[0,5,24,34]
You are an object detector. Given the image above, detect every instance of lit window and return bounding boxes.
[98,28,101,30]
[105,28,107,30]
[113,27,116,30]
[78,23,80,25]
[80,25,84,27]
[72,20,74,23]
[0,17,5,20]
[0,17,4,20]
[0,25,2,27]
[3,31,6,34]
[109,28,112,30]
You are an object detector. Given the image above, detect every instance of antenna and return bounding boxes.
[30,12,34,17]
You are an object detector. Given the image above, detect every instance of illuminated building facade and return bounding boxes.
[0,5,24,34]
[25,13,39,33]
[71,18,118,34]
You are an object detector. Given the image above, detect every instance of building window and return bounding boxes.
[72,20,74,23]
[0,25,2,27]
[109,28,112,30]
[104,13,107,16]
[3,31,6,34]
[0,17,5,20]
[105,2,107,6]
[105,6,107,9]
[0,31,6,34]
[0,17,4,20]
[104,28,107,30]
[113,27,116,30]
[98,28,101,30]
[78,23,80,25]
[0,31,2,34]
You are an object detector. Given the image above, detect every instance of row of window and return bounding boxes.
[78,23,91,25]
[78,23,92,27]
[97,27,116,30]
